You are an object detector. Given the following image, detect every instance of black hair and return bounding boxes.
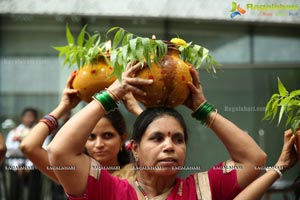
[21,107,38,119]
[103,109,130,166]
[132,107,188,144]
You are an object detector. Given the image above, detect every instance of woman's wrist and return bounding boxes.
[39,114,59,134]
[93,90,119,113]
[191,101,216,125]
[265,166,283,178]
[52,104,70,119]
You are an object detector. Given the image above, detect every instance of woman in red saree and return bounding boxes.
[48,63,267,200]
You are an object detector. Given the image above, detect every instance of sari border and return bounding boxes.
[89,157,101,180]
[194,172,212,200]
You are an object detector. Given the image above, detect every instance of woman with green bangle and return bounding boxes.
[20,71,141,199]
[48,63,267,200]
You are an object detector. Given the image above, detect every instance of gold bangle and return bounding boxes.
[207,109,218,128]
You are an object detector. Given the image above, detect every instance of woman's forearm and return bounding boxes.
[20,104,71,183]
[21,104,68,154]
[234,170,280,200]
[208,112,267,188]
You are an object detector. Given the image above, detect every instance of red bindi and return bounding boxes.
[167,132,171,137]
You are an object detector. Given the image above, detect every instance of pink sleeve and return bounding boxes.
[208,161,242,200]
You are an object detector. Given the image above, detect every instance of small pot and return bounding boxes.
[72,56,116,102]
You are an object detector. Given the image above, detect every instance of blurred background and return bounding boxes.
[0,0,300,199]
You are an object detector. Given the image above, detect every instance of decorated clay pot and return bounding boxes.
[134,44,192,108]
[72,56,116,102]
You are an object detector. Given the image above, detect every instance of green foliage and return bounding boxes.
[53,25,221,81]
[264,77,300,134]
[53,24,107,69]
[107,27,168,80]
[107,27,220,80]
[177,43,221,74]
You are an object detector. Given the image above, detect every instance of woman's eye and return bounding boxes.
[173,134,184,144]
[103,132,113,139]
[151,135,164,142]
[88,133,96,140]
[174,137,184,144]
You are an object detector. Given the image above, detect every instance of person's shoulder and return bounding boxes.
[113,163,135,181]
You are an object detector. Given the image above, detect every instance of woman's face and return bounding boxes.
[22,111,36,128]
[134,115,186,176]
[85,118,125,167]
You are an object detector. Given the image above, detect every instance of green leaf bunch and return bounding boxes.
[264,77,300,134]
[53,25,107,69]
[177,42,221,74]
[106,27,221,80]
[107,27,168,80]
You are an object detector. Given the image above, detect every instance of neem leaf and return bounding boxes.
[286,110,294,126]
[121,45,129,63]
[129,39,137,54]
[122,33,134,46]
[142,38,151,67]
[107,27,122,36]
[279,96,291,106]
[66,24,75,45]
[271,99,279,121]
[291,118,300,134]
[290,89,300,98]
[110,49,118,67]
[136,38,144,64]
[277,104,285,126]
[77,25,87,47]
[277,77,287,97]
[85,34,98,50]
[113,28,125,49]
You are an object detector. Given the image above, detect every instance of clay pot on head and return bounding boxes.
[72,56,116,102]
[134,44,193,108]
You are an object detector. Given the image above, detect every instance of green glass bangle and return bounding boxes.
[93,91,118,113]
[192,102,215,124]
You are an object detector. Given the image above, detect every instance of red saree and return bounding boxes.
[67,159,241,200]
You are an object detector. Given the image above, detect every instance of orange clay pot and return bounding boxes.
[134,45,192,108]
[72,56,116,102]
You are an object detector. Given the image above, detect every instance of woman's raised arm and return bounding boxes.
[20,71,80,183]
[234,130,298,200]
[185,67,267,189]
[47,63,153,197]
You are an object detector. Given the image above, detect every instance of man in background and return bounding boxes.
[5,107,42,200]
[0,132,6,164]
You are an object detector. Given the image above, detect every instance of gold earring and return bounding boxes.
[134,155,139,165]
